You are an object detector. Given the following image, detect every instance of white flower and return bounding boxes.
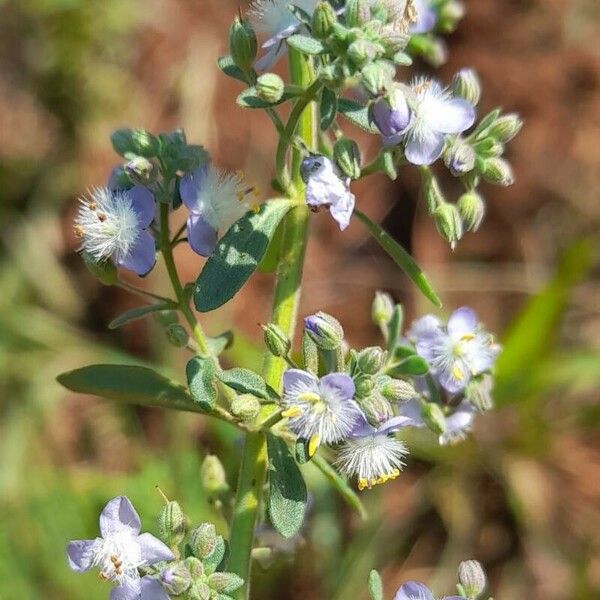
[439,401,475,445]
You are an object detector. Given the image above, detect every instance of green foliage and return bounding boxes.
[186,357,217,411]
[194,199,294,312]
[266,434,308,539]
[217,368,278,401]
[386,355,429,377]
[108,302,178,329]
[368,569,384,600]
[338,99,379,133]
[287,34,327,55]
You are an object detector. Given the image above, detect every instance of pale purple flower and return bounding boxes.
[249,0,320,70]
[180,165,252,256]
[439,401,476,445]
[410,0,437,34]
[395,77,476,165]
[67,496,173,600]
[412,307,500,394]
[394,581,462,600]
[75,186,156,276]
[336,413,416,490]
[282,369,363,450]
[301,155,356,230]
[371,87,412,146]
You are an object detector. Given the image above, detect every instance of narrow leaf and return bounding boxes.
[186,357,217,410]
[338,99,379,134]
[217,368,278,401]
[320,87,338,131]
[267,434,307,538]
[354,209,442,307]
[194,199,294,312]
[217,55,248,84]
[108,301,177,330]
[207,331,234,356]
[386,305,404,353]
[57,364,205,413]
[286,34,325,55]
[386,355,429,377]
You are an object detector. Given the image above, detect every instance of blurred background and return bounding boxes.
[0,0,598,598]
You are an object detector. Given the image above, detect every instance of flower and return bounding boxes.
[301,155,356,230]
[395,77,476,165]
[67,496,174,600]
[282,369,363,453]
[410,0,437,34]
[180,165,253,257]
[74,186,156,276]
[412,307,500,394]
[336,414,415,490]
[371,86,412,146]
[439,401,475,445]
[394,581,462,600]
[249,0,320,70]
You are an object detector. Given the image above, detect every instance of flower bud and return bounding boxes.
[464,374,494,412]
[262,322,291,358]
[445,141,476,176]
[165,323,189,348]
[82,252,118,285]
[357,346,386,374]
[188,582,211,600]
[380,24,410,54]
[110,128,136,157]
[334,138,362,179]
[231,394,261,422]
[158,501,186,545]
[451,68,481,106]
[421,402,447,435]
[380,376,417,403]
[345,0,372,27]
[354,373,375,398]
[421,37,448,67]
[312,1,337,39]
[348,39,380,68]
[304,312,344,350]
[457,191,486,232]
[357,392,394,423]
[160,563,192,596]
[184,556,204,579]
[131,129,160,158]
[124,156,157,186]
[482,157,515,186]
[256,73,285,103]
[458,560,487,599]
[433,202,463,248]
[372,291,394,326]
[488,113,523,142]
[361,60,395,96]
[438,0,466,34]
[229,16,257,72]
[422,171,446,214]
[189,523,218,559]
[319,63,346,88]
[208,572,244,594]
[201,455,229,494]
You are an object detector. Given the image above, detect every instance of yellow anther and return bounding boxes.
[251,202,261,213]
[358,478,368,491]
[236,169,245,180]
[74,224,84,238]
[252,188,261,198]
[308,434,320,457]
[298,391,321,404]
[282,406,302,418]
[452,364,465,381]
[460,333,475,342]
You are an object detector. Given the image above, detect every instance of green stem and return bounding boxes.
[228,48,315,599]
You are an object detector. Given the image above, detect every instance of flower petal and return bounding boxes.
[110,578,142,600]
[137,533,175,565]
[255,40,288,71]
[187,213,218,257]
[117,231,156,276]
[179,165,209,212]
[410,0,437,34]
[394,581,435,600]
[429,98,475,134]
[283,369,318,392]
[141,576,170,600]
[408,314,442,341]
[404,131,445,165]
[349,410,377,437]
[329,188,355,231]
[321,373,355,401]
[99,496,141,537]
[398,398,426,427]
[377,415,418,435]
[66,539,97,572]
[128,186,156,228]
[447,307,478,339]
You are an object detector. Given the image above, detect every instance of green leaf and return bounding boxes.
[108,301,177,329]
[338,98,379,134]
[386,305,404,353]
[392,344,416,361]
[257,217,285,273]
[203,536,226,575]
[186,357,217,410]
[386,355,429,377]
[217,55,248,83]
[57,364,205,413]
[217,368,278,401]
[286,34,325,55]
[207,331,234,356]
[368,570,384,600]
[320,88,338,131]
[267,434,307,538]
[354,209,442,307]
[194,199,294,312]
[236,87,295,109]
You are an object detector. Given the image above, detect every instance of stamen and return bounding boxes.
[298,391,321,404]
[452,364,465,381]
[97,212,107,222]
[460,333,476,342]
[282,406,303,418]
[308,434,320,457]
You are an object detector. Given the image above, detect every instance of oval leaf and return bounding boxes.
[386,355,429,377]
[186,357,217,410]
[217,368,278,401]
[286,34,325,55]
[267,434,307,538]
[338,98,379,134]
[194,199,294,312]
[354,209,442,307]
[217,55,248,83]
[57,364,205,413]
[320,87,338,131]
[108,301,177,330]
